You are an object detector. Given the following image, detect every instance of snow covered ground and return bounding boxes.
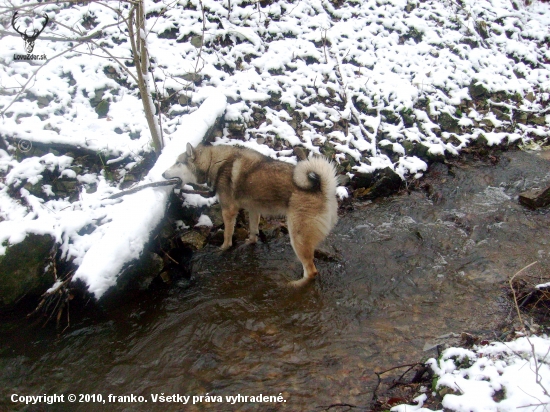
[392,335,550,412]
[1,0,549,295]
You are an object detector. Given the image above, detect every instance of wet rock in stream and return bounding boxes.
[519,184,550,209]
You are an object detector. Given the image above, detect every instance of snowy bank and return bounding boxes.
[71,92,226,297]
[392,335,550,412]
[0,93,226,298]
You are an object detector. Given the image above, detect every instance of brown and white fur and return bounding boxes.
[163,143,338,286]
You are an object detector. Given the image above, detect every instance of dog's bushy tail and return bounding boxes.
[293,156,339,235]
[293,156,338,196]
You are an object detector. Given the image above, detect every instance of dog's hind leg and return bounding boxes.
[221,205,238,250]
[246,210,260,244]
[287,217,321,287]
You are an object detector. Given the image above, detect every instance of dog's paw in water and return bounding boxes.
[287,276,316,288]
[219,241,232,251]
[244,236,258,245]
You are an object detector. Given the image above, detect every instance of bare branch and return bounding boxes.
[509,261,539,335]
[104,178,214,200]
[0,28,103,42]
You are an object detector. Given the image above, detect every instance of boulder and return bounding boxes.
[181,231,208,250]
[353,167,401,199]
[0,234,55,307]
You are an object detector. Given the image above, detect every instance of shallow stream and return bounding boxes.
[2,149,550,411]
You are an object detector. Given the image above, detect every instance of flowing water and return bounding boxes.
[2,149,550,411]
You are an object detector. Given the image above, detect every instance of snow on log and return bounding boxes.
[73,93,227,297]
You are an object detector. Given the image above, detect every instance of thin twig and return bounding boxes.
[517,404,550,408]
[389,363,423,390]
[509,261,539,334]
[162,250,179,265]
[372,362,422,402]
[529,338,550,398]
[194,0,206,76]
[322,29,328,64]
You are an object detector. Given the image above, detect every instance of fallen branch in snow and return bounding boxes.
[496,337,550,409]
[529,339,550,398]
[105,179,180,199]
[105,178,214,200]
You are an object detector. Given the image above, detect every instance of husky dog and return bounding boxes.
[163,143,338,286]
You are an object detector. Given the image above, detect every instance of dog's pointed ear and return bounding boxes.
[186,143,195,160]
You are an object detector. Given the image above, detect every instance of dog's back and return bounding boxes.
[210,146,295,217]
[213,146,337,230]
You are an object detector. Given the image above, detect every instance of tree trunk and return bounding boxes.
[128,2,163,155]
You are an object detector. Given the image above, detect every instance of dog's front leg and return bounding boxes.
[220,206,238,250]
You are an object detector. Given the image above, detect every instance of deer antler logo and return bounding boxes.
[12,12,49,54]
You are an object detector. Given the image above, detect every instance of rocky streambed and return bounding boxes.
[1,147,550,411]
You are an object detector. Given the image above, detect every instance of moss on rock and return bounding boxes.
[0,234,54,307]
